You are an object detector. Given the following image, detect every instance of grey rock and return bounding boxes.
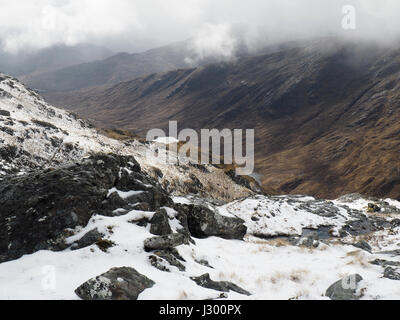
[71,228,104,250]
[150,208,172,236]
[190,273,251,296]
[144,233,189,252]
[325,274,363,300]
[383,267,400,280]
[0,110,10,117]
[149,250,186,272]
[370,259,400,267]
[176,204,247,240]
[352,240,372,253]
[75,267,155,300]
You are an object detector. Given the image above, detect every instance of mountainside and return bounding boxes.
[46,39,400,199]
[2,72,400,300]
[0,44,113,80]
[21,41,200,93]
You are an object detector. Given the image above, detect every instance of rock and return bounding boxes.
[325,274,363,300]
[154,250,186,271]
[370,259,400,267]
[352,240,372,253]
[298,231,320,248]
[75,267,155,300]
[383,267,400,280]
[149,250,186,272]
[195,259,214,269]
[368,203,381,213]
[144,233,189,252]
[190,274,251,296]
[150,208,172,236]
[0,110,10,117]
[71,228,105,250]
[176,204,247,240]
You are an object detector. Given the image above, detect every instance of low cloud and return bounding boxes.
[0,0,400,55]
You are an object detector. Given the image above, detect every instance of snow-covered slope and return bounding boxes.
[1,73,400,300]
[0,73,253,201]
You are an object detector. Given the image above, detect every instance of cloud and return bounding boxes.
[0,0,399,55]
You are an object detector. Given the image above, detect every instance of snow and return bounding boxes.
[107,187,144,199]
[0,195,400,300]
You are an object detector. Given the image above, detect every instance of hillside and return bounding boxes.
[46,39,400,199]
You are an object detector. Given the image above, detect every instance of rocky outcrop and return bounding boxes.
[75,267,155,300]
[325,274,363,300]
[0,153,169,262]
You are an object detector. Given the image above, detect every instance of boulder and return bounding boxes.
[75,267,155,300]
[383,267,400,280]
[352,240,372,253]
[71,228,105,250]
[325,274,363,300]
[150,208,172,236]
[144,233,190,252]
[190,273,251,296]
[0,110,11,117]
[176,204,247,240]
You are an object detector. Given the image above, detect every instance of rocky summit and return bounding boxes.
[1,73,400,300]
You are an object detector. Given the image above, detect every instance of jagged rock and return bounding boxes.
[144,233,190,252]
[325,274,363,300]
[150,208,172,236]
[75,267,155,300]
[71,228,105,250]
[176,204,247,240]
[383,267,400,280]
[352,240,372,253]
[190,273,251,296]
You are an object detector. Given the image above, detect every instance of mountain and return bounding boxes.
[45,39,400,199]
[1,72,400,300]
[20,40,201,93]
[0,44,113,79]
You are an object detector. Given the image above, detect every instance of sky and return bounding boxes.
[0,0,399,55]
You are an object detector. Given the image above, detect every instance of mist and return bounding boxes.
[0,0,399,58]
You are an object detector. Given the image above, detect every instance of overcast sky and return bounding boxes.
[0,0,399,55]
